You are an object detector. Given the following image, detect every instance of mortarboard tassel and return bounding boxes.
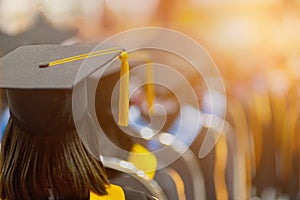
[118,52,130,126]
[40,47,122,68]
[146,62,155,115]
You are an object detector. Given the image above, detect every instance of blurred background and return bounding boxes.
[0,0,300,199]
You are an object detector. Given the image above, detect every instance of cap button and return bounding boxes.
[119,52,128,62]
[39,62,49,68]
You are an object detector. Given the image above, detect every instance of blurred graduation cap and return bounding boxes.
[0,44,128,135]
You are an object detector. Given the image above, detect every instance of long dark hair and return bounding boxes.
[0,118,109,200]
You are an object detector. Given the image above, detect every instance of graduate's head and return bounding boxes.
[0,116,108,200]
[0,44,124,199]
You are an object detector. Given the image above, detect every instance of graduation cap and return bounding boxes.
[0,44,133,135]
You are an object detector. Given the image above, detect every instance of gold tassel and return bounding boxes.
[146,62,155,114]
[118,52,130,126]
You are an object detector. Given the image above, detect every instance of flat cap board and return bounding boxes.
[0,45,123,89]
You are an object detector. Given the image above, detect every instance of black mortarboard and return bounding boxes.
[0,44,124,135]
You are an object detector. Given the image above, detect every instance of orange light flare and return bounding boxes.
[167,0,300,87]
[105,0,160,28]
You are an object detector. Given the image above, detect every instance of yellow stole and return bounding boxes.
[90,184,125,200]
